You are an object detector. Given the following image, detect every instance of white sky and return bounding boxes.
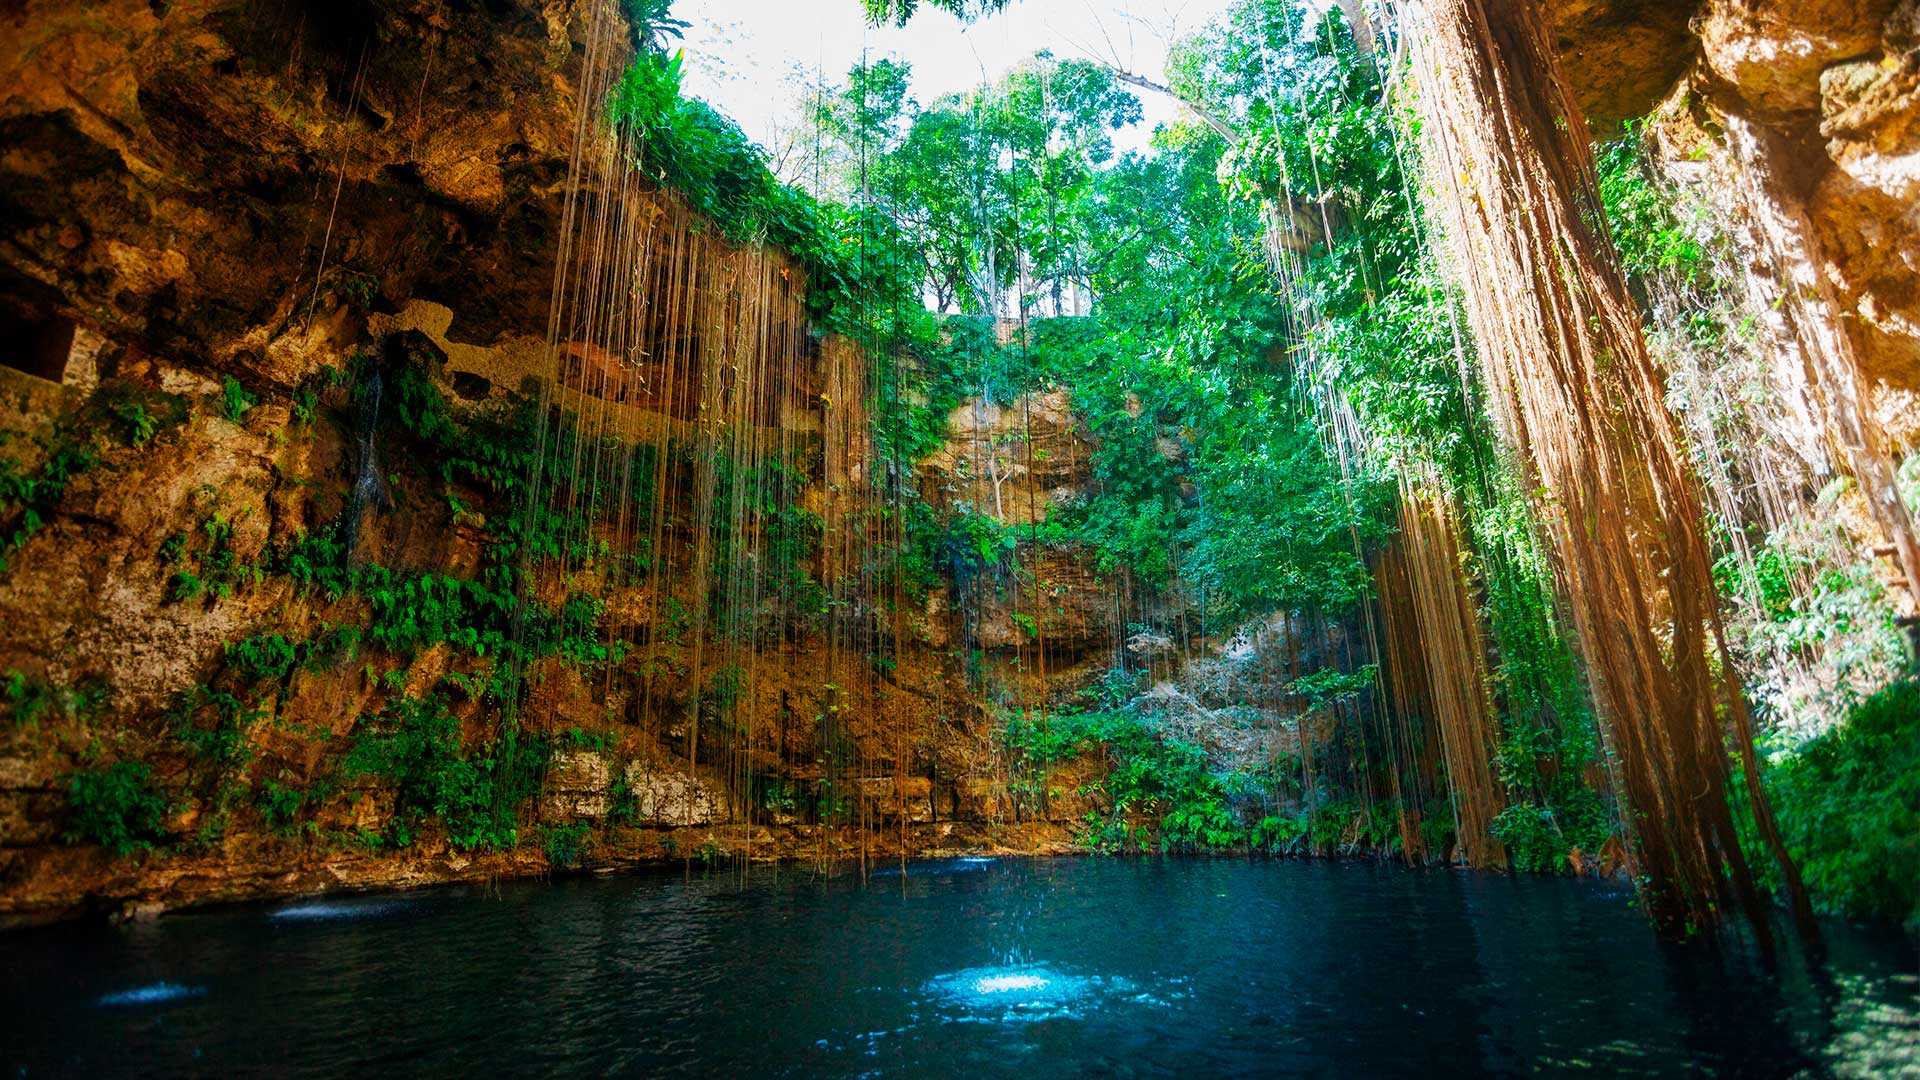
[676,0,1235,164]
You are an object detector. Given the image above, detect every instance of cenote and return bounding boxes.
[4,859,1915,1076]
[11,0,1920,1075]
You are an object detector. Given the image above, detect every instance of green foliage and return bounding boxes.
[607,774,640,826]
[304,625,363,671]
[356,565,517,658]
[1596,126,1706,286]
[1288,665,1378,712]
[624,0,688,52]
[1002,705,1250,854]
[255,776,329,836]
[543,822,590,869]
[220,375,257,422]
[1492,788,1613,875]
[166,513,262,603]
[559,726,613,752]
[226,633,299,682]
[108,400,159,445]
[344,693,550,851]
[64,762,168,857]
[277,525,353,599]
[290,366,339,426]
[1712,518,1905,698]
[861,0,1010,25]
[3,669,53,727]
[0,439,96,574]
[940,508,1016,589]
[269,365,623,682]
[94,382,187,448]
[606,49,935,341]
[1004,691,1417,857]
[0,379,197,572]
[168,685,262,765]
[706,451,826,624]
[1759,681,1920,928]
[4,670,108,728]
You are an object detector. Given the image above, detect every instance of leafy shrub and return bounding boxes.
[344,694,549,851]
[167,685,262,764]
[544,823,590,869]
[1596,123,1705,286]
[220,376,257,422]
[1762,680,1920,928]
[1003,706,1251,853]
[166,513,261,603]
[3,670,108,728]
[255,778,312,835]
[559,727,613,752]
[226,633,299,682]
[0,440,97,573]
[108,400,158,445]
[625,0,688,52]
[98,383,185,447]
[303,625,362,671]
[65,762,168,856]
[1492,786,1612,875]
[276,525,353,599]
[4,669,55,727]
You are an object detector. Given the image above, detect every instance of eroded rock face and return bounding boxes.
[1697,0,1895,116]
[921,388,1092,528]
[0,0,589,388]
[1550,0,1703,130]
[1554,0,1920,407]
[1804,5,1920,398]
[623,763,725,826]
[0,0,651,925]
[918,385,1119,659]
[542,749,614,822]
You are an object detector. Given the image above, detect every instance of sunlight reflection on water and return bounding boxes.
[97,982,205,1007]
[921,963,1174,1026]
[267,898,415,922]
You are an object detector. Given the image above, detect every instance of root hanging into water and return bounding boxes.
[1377,482,1506,869]
[1405,0,1813,942]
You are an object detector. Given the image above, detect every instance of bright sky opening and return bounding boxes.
[677,0,1235,165]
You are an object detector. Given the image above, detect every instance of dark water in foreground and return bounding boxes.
[3,858,1916,1076]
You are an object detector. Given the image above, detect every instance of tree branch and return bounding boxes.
[1102,67,1241,143]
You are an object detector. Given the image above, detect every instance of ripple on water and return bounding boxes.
[868,856,998,879]
[922,964,1161,1023]
[97,982,205,1007]
[267,898,414,923]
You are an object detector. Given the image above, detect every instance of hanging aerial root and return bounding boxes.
[1380,482,1507,869]
[517,0,875,845]
[1404,0,1814,942]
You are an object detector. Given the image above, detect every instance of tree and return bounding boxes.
[861,0,1013,27]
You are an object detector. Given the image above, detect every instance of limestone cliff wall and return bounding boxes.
[1557,0,1920,427]
[0,0,1119,925]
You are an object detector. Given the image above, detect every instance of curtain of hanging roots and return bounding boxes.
[1383,482,1507,869]
[1405,0,1813,942]
[525,1,880,853]
[1374,539,1443,862]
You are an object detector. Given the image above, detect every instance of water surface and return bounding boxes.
[4,858,1915,1076]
